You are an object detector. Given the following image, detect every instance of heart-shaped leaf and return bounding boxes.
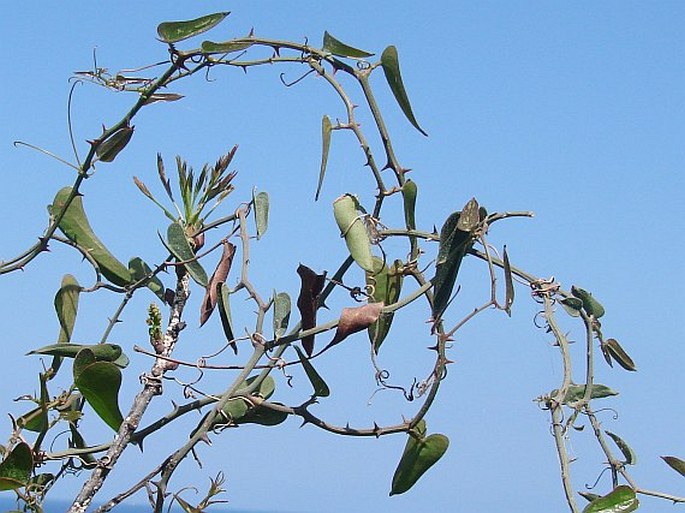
[49,187,132,286]
[581,485,638,513]
[0,442,33,491]
[73,348,123,431]
[157,12,230,44]
[390,423,449,496]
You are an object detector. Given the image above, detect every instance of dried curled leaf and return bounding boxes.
[327,302,384,349]
[296,264,327,356]
[200,241,236,327]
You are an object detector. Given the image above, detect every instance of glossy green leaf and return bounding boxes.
[253,191,269,240]
[29,343,123,362]
[315,115,333,201]
[128,257,165,301]
[560,296,583,317]
[605,431,637,465]
[0,442,33,491]
[95,126,134,163]
[273,292,291,340]
[210,376,279,428]
[571,285,606,318]
[157,12,230,43]
[390,422,449,496]
[236,404,288,426]
[322,31,373,58]
[201,40,252,54]
[581,485,638,513]
[380,46,427,136]
[49,187,132,286]
[503,246,515,316]
[18,405,48,434]
[605,338,637,372]
[294,346,330,398]
[333,194,374,272]
[166,222,208,286]
[661,456,685,478]
[558,384,618,404]
[217,283,236,353]
[432,200,478,319]
[367,258,403,352]
[73,348,124,431]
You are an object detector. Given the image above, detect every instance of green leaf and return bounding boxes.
[558,384,618,404]
[51,274,81,376]
[380,46,427,136]
[367,258,403,352]
[432,200,479,319]
[390,423,449,496]
[579,492,602,503]
[95,125,134,163]
[315,115,333,201]
[236,405,288,426]
[581,485,639,513]
[73,348,124,431]
[605,338,637,372]
[503,246,515,316]
[560,297,583,317]
[55,274,80,343]
[201,40,253,54]
[273,292,291,340]
[571,285,606,318]
[0,442,33,491]
[217,283,236,353]
[29,343,123,363]
[605,431,637,465]
[322,31,374,58]
[157,12,230,44]
[166,222,208,286]
[294,346,330,398]
[333,194,374,272]
[661,456,685,478]
[49,187,132,286]
[402,179,417,231]
[128,257,166,302]
[253,191,269,240]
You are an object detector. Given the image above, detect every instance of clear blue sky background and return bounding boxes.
[1,2,684,512]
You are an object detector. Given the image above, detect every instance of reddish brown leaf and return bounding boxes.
[327,302,384,349]
[199,241,236,327]
[296,264,326,356]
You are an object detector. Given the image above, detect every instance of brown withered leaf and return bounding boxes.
[326,302,384,350]
[199,241,236,327]
[296,264,327,356]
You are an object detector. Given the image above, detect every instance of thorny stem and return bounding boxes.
[66,272,191,513]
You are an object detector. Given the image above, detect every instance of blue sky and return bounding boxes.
[1,2,684,512]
